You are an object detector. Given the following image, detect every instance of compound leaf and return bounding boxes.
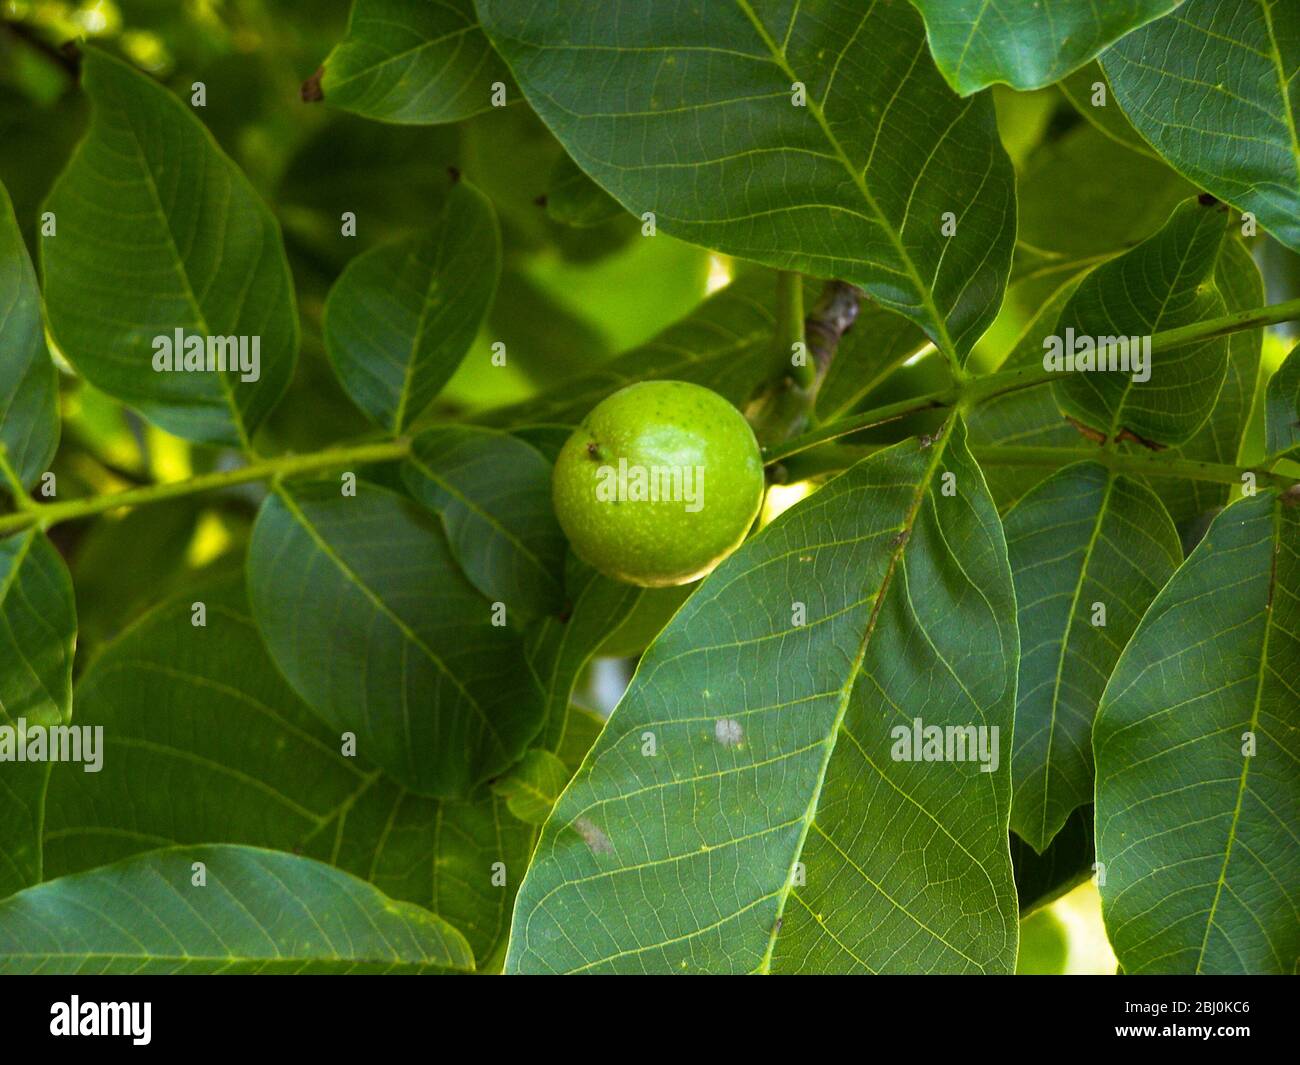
[1053,197,1232,446]
[1154,237,1265,528]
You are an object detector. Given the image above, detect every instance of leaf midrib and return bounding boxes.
[732,0,962,364]
[755,424,956,973]
[111,75,252,452]
[1194,495,1280,972]
[1037,468,1117,849]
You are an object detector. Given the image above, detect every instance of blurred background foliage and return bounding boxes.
[5,0,1298,973]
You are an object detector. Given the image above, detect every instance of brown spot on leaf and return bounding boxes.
[1066,417,1107,444]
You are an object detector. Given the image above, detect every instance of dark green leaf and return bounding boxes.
[71,501,205,654]
[1054,198,1231,446]
[1103,0,1300,253]
[525,559,646,751]
[546,152,625,228]
[403,426,566,617]
[0,531,75,899]
[1094,491,1300,973]
[247,481,542,797]
[0,844,473,974]
[1057,62,1159,158]
[491,749,569,825]
[595,582,693,658]
[911,0,1180,94]
[41,49,298,448]
[324,180,500,433]
[43,574,531,969]
[967,276,1086,511]
[478,0,1016,361]
[319,0,512,125]
[479,273,779,427]
[1003,462,1182,852]
[1018,124,1194,258]
[1012,807,1096,917]
[507,418,1020,973]
[0,179,57,492]
[1153,237,1265,527]
[1266,342,1300,460]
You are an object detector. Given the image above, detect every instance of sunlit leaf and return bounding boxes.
[492,749,568,825]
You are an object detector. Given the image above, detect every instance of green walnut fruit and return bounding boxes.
[552,380,765,587]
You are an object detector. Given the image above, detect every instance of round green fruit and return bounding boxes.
[552,381,765,587]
